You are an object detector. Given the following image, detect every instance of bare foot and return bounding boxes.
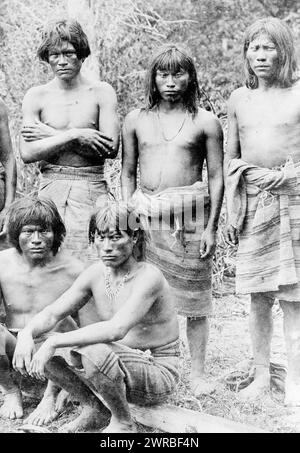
[238,375,270,402]
[191,376,216,397]
[24,395,59,426]
[102,416,137,433]
[58,404,108,433]
[0,390,23,419]
[285,380,300,407]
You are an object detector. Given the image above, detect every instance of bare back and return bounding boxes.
[0,248,84,329]
[229,82,300,167]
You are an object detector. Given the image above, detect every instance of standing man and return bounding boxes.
[20,19,119,260]
[121,45,224,397]
[226,17,300,405]
[0,99,16,249]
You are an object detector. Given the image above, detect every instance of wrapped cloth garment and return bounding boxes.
[38,163,112,262]
[132,182,212,317]
[226,157,300,299]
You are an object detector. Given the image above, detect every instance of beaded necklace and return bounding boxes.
[104,268,131,303]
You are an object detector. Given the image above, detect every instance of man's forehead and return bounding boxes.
[250,33,275,45]
[48,40,76,52]
[98,227,125,235]
[21,223,52,230]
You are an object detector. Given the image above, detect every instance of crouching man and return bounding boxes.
[0,197,83,424]
[13,202,180,433]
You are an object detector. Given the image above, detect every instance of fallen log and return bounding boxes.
[130,403,266,433]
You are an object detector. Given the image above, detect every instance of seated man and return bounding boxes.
[13,202,180,433]
[0,197,83,424]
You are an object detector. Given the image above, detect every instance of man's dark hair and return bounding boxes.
[89,201,142,242]
[7,197,66,255]
[37,19,91,62]
[145,44,201,117]
[244,17,298,89]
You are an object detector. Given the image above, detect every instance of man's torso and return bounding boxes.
[38,80,103,167]
[134,109,210,193]
[79,261,179,350]
[234,83,300,168]
[0,248,83,329]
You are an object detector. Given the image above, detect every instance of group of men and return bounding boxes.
[0,15,299,433]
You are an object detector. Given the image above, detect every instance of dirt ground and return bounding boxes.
[1,292,300,433]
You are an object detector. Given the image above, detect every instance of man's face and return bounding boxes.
[246,34,279,81]
[95,228,134,268]
[155,68,190,103]
[18,224,54,261]
[48,41,82,80]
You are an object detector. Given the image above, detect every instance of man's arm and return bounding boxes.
[20,84,119,164]
[20,87,78,163]
[12,268,92,374]
[226,91,241,161]
[121,110,139,200]
[0,100,16,229]
[40,266,163,350]
[225,91,242,245]
[97,82,120,159]
[201,114,224,258]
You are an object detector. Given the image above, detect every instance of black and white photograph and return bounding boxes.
[0,0,300,436]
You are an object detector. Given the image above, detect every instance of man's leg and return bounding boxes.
[0,325,23,419]
[187,316,215,396]
[280,300,300,406]
[81,354,136,433]
[25,317,79,426]
[45,356,110,433]
[239,293,274,401]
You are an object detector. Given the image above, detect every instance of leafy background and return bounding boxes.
[0,0,300,290]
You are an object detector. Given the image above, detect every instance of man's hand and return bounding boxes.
[21,120,58,142]
[225,224,238,246]
[200,227,216,259]
[29,338,57,381]
[12,332,35,376]
[74,128,115,158]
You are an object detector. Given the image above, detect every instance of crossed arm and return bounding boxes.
[13,265,162,380]
[20,83,120,164]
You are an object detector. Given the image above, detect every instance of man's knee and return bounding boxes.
[81,343,119,381]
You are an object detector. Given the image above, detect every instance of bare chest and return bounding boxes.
[40,91,99,130]
[1,267,74,313]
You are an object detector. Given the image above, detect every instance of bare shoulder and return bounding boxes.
[90,80,117,104]
[123,108,144,129]
[137,262,165,291]
[0,248,18,271]
[55,250,86,279]
[228,86,248,106]
[291,79,300,94]
[195,108,223,137]
[22,84,49,110]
